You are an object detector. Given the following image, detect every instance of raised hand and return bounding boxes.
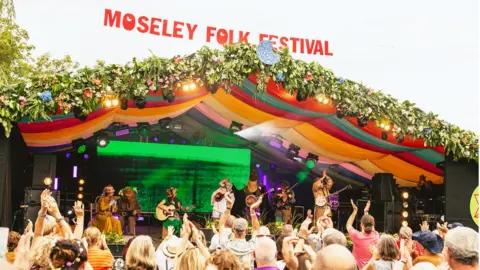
[225,194,234,209]
[420,220,429,231]
[350,199,358,212]
[24,220,33,234]
[73,201,84,218]
[250,194,263,210]
[307,209,313,220]
[364,200,371,214]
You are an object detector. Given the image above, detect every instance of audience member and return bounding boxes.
[362,234,403,270]
[49,239,90,269]
[253,237,278,270]
[443,227,478,270]
[411,230,444,267]
[6,231,20,264]
[123,236,137,261]
[205,250,242,270]
[83,226,114,270]
[397,226,422,259]
[276,224,293,260]
[209,216,235,252]
[175,248,207,270]
[322,228,347,247]
[126,235,157,270]
[314,244,357,270]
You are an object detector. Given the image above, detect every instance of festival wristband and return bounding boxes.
[56,216,65,223]
[38,212,47,218]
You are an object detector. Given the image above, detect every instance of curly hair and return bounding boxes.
[30,237,57,268]
[204,250,242,270]
[7,231,21,252]
[50,239,88,269]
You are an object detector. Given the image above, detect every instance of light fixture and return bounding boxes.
[77,193,84,200]
[402,220,408,227]
[206,83,219,94]
[402,191,409,200]
[256,164,260,168]
[402,211,409,218]
[152,136,159,142]
[357,116,369,127]
[83,154,89,159]
[120,98,129,110]
[396,134,405,143]
[112,99,119,106]
[296,91,307,102]
[96,131,109,148]
[73,107,88,121]
[286,144,300,160]
[79,179,85,185]
[65,152,71,159]
[44,177,52,186]
[159,117,172,130]
[403,202,409,208]
[105,100,112,107]
[164,91,175,103]
[72,138,87,154]
[306,153,319,169]
[336,108,345,118]
[229,121,244,134]
[381,131,388,141]
[134,96,147,109]
[137,122,151,137]
[78,187,84,192]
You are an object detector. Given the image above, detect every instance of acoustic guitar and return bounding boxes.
[155,205,196,221]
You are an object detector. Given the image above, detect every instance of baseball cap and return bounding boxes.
[412,230,444,254]
[233,218,248,233]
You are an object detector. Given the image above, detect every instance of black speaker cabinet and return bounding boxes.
[372,173,396,202]
[24,188,60,224]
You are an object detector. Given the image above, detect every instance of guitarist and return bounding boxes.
[157,187,185,238]
[313,170,334,226]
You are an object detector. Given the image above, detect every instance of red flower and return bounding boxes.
[305,74,313,80]
[83,89,93,99]
[174,56,183,63]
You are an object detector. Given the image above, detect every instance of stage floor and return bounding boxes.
[124,225,163,247]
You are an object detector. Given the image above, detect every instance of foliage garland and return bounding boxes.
[0,26,477,161]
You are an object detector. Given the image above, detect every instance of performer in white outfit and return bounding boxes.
[211,179,235,219]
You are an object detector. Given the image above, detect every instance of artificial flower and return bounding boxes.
[19,96,27,106]
[337,77,345,85]
[174,56,183,63]
[93,79,102,86]
[367,88,376,95]
[276,73,285,82]
[38,91,52,102]
[305,73,313,80]
[83,89,93,99]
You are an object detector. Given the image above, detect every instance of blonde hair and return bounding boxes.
[42,215,58,236]
[175,248,206,270]
[125,235,157,270]
[30,237,57,268]
[84,226,102,247]
[204,250,242,270]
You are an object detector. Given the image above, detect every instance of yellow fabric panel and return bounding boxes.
[371,156,443,184]
[202,95,257,127]
[353,160,416,187]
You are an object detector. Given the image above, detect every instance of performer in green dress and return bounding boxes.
[157,187,184,238]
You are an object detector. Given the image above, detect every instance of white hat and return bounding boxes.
[161,236,188,258]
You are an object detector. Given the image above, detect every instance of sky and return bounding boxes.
[13,0,479,133]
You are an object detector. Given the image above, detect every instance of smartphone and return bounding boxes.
[0,227,9,260]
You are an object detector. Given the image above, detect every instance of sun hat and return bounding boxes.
[161,236,188,258]
[412,230,444,254]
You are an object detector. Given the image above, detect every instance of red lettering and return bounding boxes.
[217,28,228,45]
[206,26,216,42]
[123,13,136,31]
[149,17,161,35]
[268,35,278,50]
[290,37,299,53]
[172,21,184,38]
[104,9,121,28]
[162,20,172,37]
[306,39,316,54]
[238,31,250,43]
[186,24,198,40]
[228,29,234,44]
[300,38,305,53]
[137,16,149,33]
[279,37,289,50]
[325,41,333,56]
[312,40,324,55]
[259,33,269,42]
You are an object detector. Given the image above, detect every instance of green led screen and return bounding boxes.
[96,140,251,212]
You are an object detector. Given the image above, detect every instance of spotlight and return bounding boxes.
[402,211,409,218]
[73,107,88,121]
[402,191,409,200]
[189,82,196,89]
[380,123,385,128]
[403,202,409,208]
[396,134,405,143]
[172,121,183,131]
[381,131,388,141]
[153,136,159,142]
[134,96,147,109]
[105,100,112,107]
[182,84,190,91]
[164,92,175,103]
[256,164,260,168]
[78,179,85,185]
[315,95,324,102]
[120,98,129,110]
[44,177,52,186]
[402,220,408,227]
[229,121,244,134]
[306,153,319,163]
[296,91,307,102]
[206,83,219,94]
[286,143,300,160]
[137,122,151,137]
[357,116,369,127]
[384,124,391,131]
[159,118,172,130]
[322,98,329,104]
[169,138,175,144]
[65,152,71,159]
[77,193,84,200]
[72,138,87,154]
[336,109,345,119]
[112,99,119,106]
[83,154,89,159]
[78,187,84,192]
[67,209,73,216]
[96,131,109,148]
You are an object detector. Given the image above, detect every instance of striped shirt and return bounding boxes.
[88,248,114,270]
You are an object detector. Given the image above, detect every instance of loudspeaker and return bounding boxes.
[32,155,57,188]
[371,173,396,202]
[24,188,60,224]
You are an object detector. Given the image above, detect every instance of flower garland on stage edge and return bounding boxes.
[0,43,477,161]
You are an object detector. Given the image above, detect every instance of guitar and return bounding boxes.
[155,205,196,221]
[315,184,352,208]
[245,188,275,207]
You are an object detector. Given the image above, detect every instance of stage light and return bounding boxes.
[381,131,388,141]
[296,91,307,102]
[172,121,183,131]
[120,98,129,110]
[164,92,175,103]
[402,211,409,218]
[65,152,71,159]
[403,202,409,208]
[153,136,159,142]
[402,220,408,227]
[380,123,385,128]
[72,138,87,154]
[83,154,89,159]
[169,138,175,144]
[105,100,112,107]
[256,164,260,168]
[229,121,244,134]
[159,118,172,130]
[54,177,58,190]
[357,116,369,127]
[73,166,78,178]
[78,187,84,192]
[182,84,190,91]
[402,191,409,200]
[73,107,88,121]
[384,124,391,131]
[206,83,219,94]
[112,99,119,106]
[322,98,329,104]
[336,109,345,119]
[137,122,150,137]
[189,82,196,89]
[79,179,85,185]
[96,132,109,148]
[44,177,52,186]
[134,96,147,109]
[315,95,324,102]
[77,193,84,199]
[67,209,73,215]
[396,134,405,143]
[286,144,300,160]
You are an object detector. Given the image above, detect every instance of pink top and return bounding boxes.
[348,227,380,269]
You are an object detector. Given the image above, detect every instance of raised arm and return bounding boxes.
[47,194,74,239]
[250,195,263,236]
[73,201,85,239]
[346,199,359,231]
[32,189,50,248]
[218,194,233,235]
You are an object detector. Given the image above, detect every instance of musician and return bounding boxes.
[272,180,296,224]
[157,187,184,238]
[243,168,272,220]
[211,179,235,220]
[118,186,141,235]
[92,185,123,235]
[313,170,334,226]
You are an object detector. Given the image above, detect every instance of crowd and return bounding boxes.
[1,189,478,270]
